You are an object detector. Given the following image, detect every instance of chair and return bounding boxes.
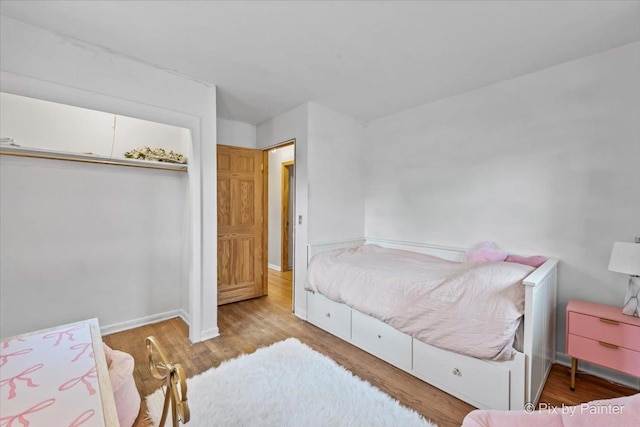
[146,336,190,427]
[103,343,141,427]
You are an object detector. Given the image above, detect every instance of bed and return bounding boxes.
[305,238,558,411]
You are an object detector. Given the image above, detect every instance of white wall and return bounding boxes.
[1,92,114,155]
[217,117,256,148]
[257,103,308,316]
[267,144,294,269]
[0,16,217,341]
[308,103,365,243]
[257,102,367,317]
[365,42,640,360]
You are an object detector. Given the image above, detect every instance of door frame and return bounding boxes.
[280,160,294,271]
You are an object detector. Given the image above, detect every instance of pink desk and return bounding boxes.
[0,318,118,426]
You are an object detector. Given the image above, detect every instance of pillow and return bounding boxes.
[505,254,548,268]
[465,241,508,263]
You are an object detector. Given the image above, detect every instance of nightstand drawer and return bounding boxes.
[569,312,640,351]
[567,334,640,377]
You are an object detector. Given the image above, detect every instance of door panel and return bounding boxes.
[217,145,265,305]
[217,179,231,226]
[236,180,255,225]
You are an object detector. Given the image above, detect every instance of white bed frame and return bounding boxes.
[306,238,558,410]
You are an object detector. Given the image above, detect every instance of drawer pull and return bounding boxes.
[325,312,331,318]
[599,341,619,350]
[599,318,619,326]
[377,334,382,339]
[452,368,462,377]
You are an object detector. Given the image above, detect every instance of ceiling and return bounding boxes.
[1,1,639,125]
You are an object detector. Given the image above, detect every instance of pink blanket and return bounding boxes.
[307,244,534,360]
[462,393,640,427]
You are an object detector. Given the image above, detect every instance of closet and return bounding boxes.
[0,92,191,338]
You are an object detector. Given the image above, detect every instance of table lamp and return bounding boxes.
[608,240,640,317]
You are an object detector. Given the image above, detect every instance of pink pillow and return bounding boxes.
[505,254,547,268]
[465,242,508,263]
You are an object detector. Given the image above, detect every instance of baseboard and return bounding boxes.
[178,309,190,325]
[100,308,220,344]
[100,310,183,336]
[199,327,220,342]
[268,263,282,271]
[555,351,640,390]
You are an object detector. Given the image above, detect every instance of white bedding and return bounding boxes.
[306,244,535,360]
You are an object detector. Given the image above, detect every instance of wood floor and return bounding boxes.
[103,269,637,427]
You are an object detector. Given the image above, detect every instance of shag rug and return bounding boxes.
[146,338,436,426]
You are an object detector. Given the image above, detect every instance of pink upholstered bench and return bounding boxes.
[103,343,141,427]
[462,393,639,427]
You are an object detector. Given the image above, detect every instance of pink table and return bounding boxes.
[0,318,118,426]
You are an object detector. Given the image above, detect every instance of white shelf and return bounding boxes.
[0,145,188,172]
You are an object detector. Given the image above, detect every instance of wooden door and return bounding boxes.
[217,145,266,305]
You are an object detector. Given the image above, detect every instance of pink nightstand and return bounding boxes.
[566,300,640,390]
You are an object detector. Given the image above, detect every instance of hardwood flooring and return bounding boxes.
[103,269,637,427]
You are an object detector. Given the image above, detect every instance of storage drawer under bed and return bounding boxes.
[307,291,351,341]
[351,310,412,371]
[412,338,511,410]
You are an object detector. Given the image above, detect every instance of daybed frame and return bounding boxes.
[306,238,558,410]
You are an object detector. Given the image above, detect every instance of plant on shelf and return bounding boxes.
[124,146,187,164]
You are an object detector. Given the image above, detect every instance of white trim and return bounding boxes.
[199,327,220,342]
[366,237,466,252]
[178,309,191,326]
[268,263,282,271]
[0,146,188,171]
[307,238,365,262]
[99,310,184,336]
[366,237,467,261]
[555,352,640,391]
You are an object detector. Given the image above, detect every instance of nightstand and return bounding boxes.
[566,300,640,390]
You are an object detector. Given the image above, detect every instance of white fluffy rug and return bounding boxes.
[146,338,436,426]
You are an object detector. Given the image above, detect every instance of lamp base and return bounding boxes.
[622,276,639,317]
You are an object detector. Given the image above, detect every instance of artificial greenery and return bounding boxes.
[124,146,186,164]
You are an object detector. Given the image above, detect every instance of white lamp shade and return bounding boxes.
[608,242,640,276]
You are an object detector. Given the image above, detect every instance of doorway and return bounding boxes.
[215,141,295,310]
[265,140,295,310]
[281,160,294,272]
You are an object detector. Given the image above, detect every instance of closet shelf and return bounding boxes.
[0,146,188,172]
